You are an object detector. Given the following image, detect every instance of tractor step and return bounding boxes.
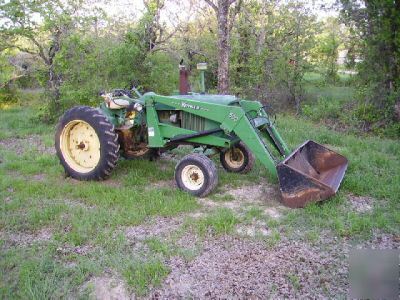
[276,140,348,208]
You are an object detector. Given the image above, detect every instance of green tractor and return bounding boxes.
[55,64,348,208]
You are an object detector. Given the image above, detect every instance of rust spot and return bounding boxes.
[115,126,150,158]
[77,142,86,150]
[277,141,348,208]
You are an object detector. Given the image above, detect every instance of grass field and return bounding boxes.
[1,90,399,298]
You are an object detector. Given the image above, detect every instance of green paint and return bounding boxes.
[99,92,291,179]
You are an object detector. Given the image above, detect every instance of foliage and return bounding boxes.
[0,85,20,107]
[340,0,400,132]
[230,1,318,113]
[0,51,19,105]
[0,0,104,118]
[0,0,398,136]
[311,18,342,84]
[54,30,178,110]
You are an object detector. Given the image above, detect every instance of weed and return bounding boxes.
[144,238,173,257]
[287,273,301,291]
[265,229,281,248]
[194,208,239,236]
[243,206,264,222]
[212,193,235,202]
[123,260,170,296]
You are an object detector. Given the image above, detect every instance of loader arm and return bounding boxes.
[144,94,289,177]
[144,93,348,208]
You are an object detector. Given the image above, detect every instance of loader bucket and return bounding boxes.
[276,140,348,208]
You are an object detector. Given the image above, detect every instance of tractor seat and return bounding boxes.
[108,99,130,109]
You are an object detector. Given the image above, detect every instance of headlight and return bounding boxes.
[101,93,112,104]
[133,103,143,112]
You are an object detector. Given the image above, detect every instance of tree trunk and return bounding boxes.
[205,0,239,94]
[217,1,230,94]
[47,66,61,111]
[47,30,62,113]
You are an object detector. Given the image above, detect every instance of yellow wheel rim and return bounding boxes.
[181,164,204,190]
[60,120,101,173]
[224,147,245,169]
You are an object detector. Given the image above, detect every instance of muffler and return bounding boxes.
[277,140,348,208]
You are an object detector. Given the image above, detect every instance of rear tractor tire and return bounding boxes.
[55,106,120,180]
[175,153,218,197]
[220,142,254,174]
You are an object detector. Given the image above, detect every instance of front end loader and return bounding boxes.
[55,65,348,208]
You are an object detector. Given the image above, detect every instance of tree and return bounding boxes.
[340,1,400,98]
[204,0,241,94]
[0,0,100,115]
[312,18,342,84]
[229,1,317,112]
[340,0,400,128]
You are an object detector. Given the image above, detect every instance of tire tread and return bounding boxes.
[55,106,119,181]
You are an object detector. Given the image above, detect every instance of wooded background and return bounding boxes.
[1,0,399,137]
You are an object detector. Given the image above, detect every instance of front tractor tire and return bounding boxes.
[55,106,120,180]
[175,154,218,197]
[220,142,254,174]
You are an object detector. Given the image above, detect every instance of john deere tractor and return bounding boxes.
[55,64,348,208]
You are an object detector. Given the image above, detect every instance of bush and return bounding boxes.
[53,33,178,111]
[302,96,342,121]
[0,84,20,107]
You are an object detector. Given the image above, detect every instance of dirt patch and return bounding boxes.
[32,173,46,181]
[348,194,374,213]
[64,177,84,185]
[0,227,52,248]
[125,216,183,241]
[146,179,176,190]
[0,135,55,156]
[159,147,189,163]
[186,211,206,219]
[264,207,282,219]
[236,224,270,237]
[56,244,94,256]
[199,183,286,219]
[149,236,348,299]
[83,274,132,300]
[3,187,14,204]
[365,230,400,249]
[63,199,95,210]
[102,179,123,188]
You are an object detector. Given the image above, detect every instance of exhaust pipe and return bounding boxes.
[179,63,190,95]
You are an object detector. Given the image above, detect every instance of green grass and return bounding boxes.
[190,208,239,236]
[1,89,399,297]
[123,259,170,296]
[264,229,281,248]
[243,206,264,222]
[144,237,175,257]
[0,90,49,139]
[0,105,200,297]
[302,71,359,131]
[287,273,301,291]
[276,114,400,239]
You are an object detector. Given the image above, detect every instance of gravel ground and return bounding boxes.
[149,235,349,299]
[148,231,399,299]
[125,216,183,241]
[198,183,287,219]
[2,138,398,299]
[348,194,375,213]
[0,134,55,156]
[0,227,52,249]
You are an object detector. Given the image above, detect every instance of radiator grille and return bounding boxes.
[181,112,205,131]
